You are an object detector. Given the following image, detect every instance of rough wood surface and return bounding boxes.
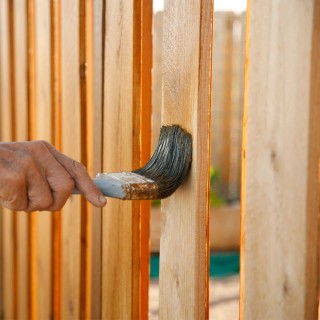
[159,0,213,319]
[240,1,320,319]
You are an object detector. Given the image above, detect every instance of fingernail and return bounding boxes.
[99,195,107,205]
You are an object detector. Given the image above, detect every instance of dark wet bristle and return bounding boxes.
[133,125,192,199]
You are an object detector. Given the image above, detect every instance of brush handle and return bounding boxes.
[72,174,127,199]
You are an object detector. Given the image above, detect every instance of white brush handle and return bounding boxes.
[72,174,127,199]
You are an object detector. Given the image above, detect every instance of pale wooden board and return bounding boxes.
[0,1,14,319]
[61,1,81,318]
[101,0,135,318]
[240,1,320,319]
[12,0,29,317]
[91,0,103,317]
[151,206,240,253]
[35,0,52,318]
[159,0,213,319]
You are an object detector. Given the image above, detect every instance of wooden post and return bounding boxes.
[240,0,320,319]
[159,0,213,319]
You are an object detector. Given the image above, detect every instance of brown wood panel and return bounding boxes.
[61,0,82,319]
[240,0,320,319]
[159,0,213,318]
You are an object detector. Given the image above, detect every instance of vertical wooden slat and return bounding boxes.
[220,13,234,199]
[50,0,62,318]
[139,0,152,317]
[90,0,104,317]
[101,0,135,317]
[240,0,320,319]
[61,1,81,318]
[26,0,38,318]
[35,0,53,318]
[0,1,14,318]
[7,2,19,319]
[79,0,94,318]
[159,0,213,319]
[132,0,152,318]
[12,0,30,318]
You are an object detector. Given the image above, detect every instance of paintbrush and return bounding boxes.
[72,125,192,200]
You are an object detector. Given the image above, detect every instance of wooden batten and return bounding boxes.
[61,1,81,319]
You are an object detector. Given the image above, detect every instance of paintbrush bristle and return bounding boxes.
[133,124,192,199]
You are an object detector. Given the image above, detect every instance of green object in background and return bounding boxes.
[150,251,239,279]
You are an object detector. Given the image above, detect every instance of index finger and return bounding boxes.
[43,142,107,207]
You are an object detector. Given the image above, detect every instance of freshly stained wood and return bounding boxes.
[159,0,213,319]
[79,0,94,318]
[26,0,38,317]
[61,1,81,318]
[240,1,320,319]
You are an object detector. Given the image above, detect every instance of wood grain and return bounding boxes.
[240,1,320,319]
[159,0,213,319]
[26,0,38,318]
[79,0,94,318]
[12,1,29,318]
[35,0,53,318]
[0,1,14,318]
[61,1,81,318]
[90,0,104,317]
[101,0,134,318]
[50,0,62,318]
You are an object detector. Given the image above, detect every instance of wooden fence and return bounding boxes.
[0,0,319,320]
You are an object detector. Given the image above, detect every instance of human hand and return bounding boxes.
[0,141,107,212]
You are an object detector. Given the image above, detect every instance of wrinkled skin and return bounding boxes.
[0,141,107,212]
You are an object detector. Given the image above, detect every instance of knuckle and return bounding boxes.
[19,153,35,171]
[72,160,86,174]
[30,195,54,212]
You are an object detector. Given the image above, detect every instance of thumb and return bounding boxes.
[43,142,107,207]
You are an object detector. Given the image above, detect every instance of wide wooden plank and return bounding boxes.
[61,0,81,318]
[159,0,213,319]
[240,1,320,319]
[35,0,52,318]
